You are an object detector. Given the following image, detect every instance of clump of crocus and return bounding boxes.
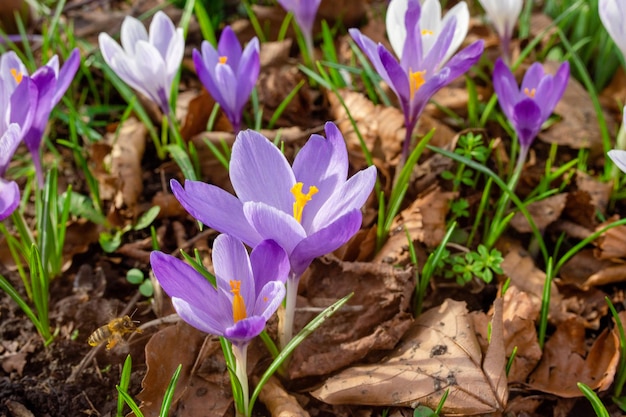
[599,0,626,60]
[478,0,523,64]
[492,58,569,171]
[350,0,484,163]
[171,122,377,346]
[99,11,183,116]
[0,49,80,186]
[277,0,321,62]
[0,124,23,221]
[193,26,260,133]
[151,235,289,417]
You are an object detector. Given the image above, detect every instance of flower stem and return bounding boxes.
[232,344,249,417]
[279,271,300,349]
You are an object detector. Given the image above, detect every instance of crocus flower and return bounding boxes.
[599,0,626,60]
[0,49,80,186]
[350,0,484,161]
[492,58,569,161]
[0,124,23,221]
[608,149,626,173]
[277,0,321,57]
[151,234,288,416]
[478,0,523,63]
[171,122,377,345]
[99,11,184,116]
[193,26,260,133]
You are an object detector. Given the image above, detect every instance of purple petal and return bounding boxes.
[243,201,306,256]
[218,26,243,70]
[224,315,266,346]
[290,209,363,276]
[309,165,377,233]
[171,179,263,247]
[520,62,545,93]
[378,44,410,110]
[165,28,185,77]
[400,0,423,73]
[230,130,295,211]
[149,11,177,59]
[422,15,456,75]
[193,47,227,107]
[0,124,21,174]
[150,251,232,333]
[252,281,286,321]
[250,240,290,291]
[213,62,240,124]
[512,98,542,149]
[24,67,57,154]
[0,179,19,221]
[52,48,80,105]
[234,38,260,114]
[212,234,255,311]
[349,29,394,88]
[492,57,518,120]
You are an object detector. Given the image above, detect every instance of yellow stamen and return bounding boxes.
[230,280,247,323]
[10,68,22,84]
[291,182,319,223]
[421,29,434,36]
[409,70,426,100]
[524,87,536,98]
[219,56,228,65]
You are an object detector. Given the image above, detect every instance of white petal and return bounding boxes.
[608,149,626,174]
[419,0,442,56]
[441,1,469,64]
[120,15,148,55]
[386,0,409,57]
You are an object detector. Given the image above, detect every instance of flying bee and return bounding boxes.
[88,315,142,350]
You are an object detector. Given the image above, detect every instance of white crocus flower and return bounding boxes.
[386,0,469,67]
[99,11,184,115]
[478,0,523,48]
[599,0,626,60]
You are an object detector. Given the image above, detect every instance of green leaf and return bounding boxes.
[139,280,154,298]
[134,206,161,231]
[100,231,123,253]
[126,268,144,285]
[65,192,106,225]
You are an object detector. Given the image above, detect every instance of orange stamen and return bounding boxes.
[524,87,536,98]
[230,280,247,323]
[10,68,22,84]
[291,182,319,223]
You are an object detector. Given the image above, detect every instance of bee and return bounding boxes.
[88,315,142,350]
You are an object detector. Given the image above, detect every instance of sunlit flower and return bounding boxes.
[193,26,260,133]
[599,0,626,60]
[151,235,289,345]
[350,0,483,160]
[277,0,321,54]
[99,11,184,115]
[171,122,376,345]
[492,58,569,155]
[478,0,523,62]
[0,49,80,186]
[0,124,23,220]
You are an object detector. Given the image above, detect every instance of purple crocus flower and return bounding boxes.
[0,49,80,186]
[151,235,288,346]
[193,26,259,133]
[492,58,569,159]
[350,0,483,162]
[171,122,377,345]
[277,0,321,56]
[0,124,23,221]
[99,11,184,116]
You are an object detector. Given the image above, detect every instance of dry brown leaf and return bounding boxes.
[559,249,616,288]
[108,117,147,209]
[258,376,309,417]
[594,218,626,260]
[312,299,507,415]
[509,193,567,233]
[137,321,232,417]
[583,264,626,288]
[375,185,455,264]
[288,256,414,379]
[177,90,231,138]
[576,171,612,217]
[527,318,620,397]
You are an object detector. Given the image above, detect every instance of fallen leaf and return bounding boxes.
[258,376,310,417]
[509,193,567,233]
[312,299,508,416]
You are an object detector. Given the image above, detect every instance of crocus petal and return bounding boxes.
[217,26,243,70]
[250,240,290,291]
[492,58,519,120]
[0,179,19,221]
[213,63,239,122]
[421,14,456,75]
[171,179,263,247]
[440,1,470,64]
[230,130,295,211]
[378,45,410,107]
[235,38,260,112]
[224,315,266,346]
[120,15,149,54]
[149,11,177,58]
[512,98,542,149]
[349,29,394,88]
[165,28,185,77]
[99,33,126,70]
[599,0,626,59]
[252,281,286,321]
[419,0,443,56]
[536,61,569,120]
[212,234,256,311]
[386,0,410,57]
[52,48,80,105]
[0,124,21,175]
[478,0,523,42]
[193,47,227,106]
[608,149,626,174]
[171,297,228,337]
[290,209,363,276]
[243,201,306,256]
[399,0,423,74]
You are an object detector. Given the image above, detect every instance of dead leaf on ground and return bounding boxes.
[576,171,612,217]
[138,321,232,417]
[313,299,508,416]
[177,90,231,138]
[593,217,626,260]
[258,376,310,417]
[289,255,414,379]
[527,318,620,397]
[375,185,455,264]
[583,263,626,288]
[509,193,567,233]
[559,249,616,288]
